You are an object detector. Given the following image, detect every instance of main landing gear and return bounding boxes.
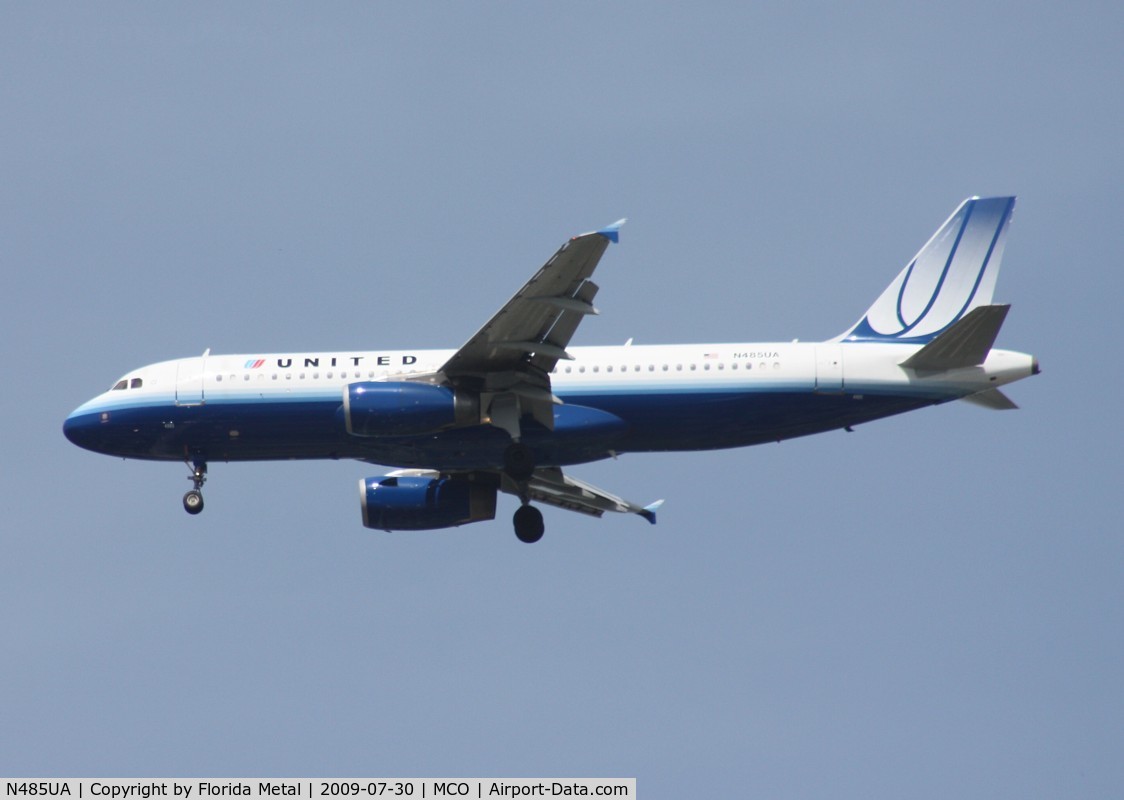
[503,442,545,543]
[503,442,535,481]
[513,504,545,544]
[183,460,207,515]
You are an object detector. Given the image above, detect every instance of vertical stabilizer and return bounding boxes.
[837,196,1016,344]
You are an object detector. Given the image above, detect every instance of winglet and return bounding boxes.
[597,218,628,243]
[640,499,664,525]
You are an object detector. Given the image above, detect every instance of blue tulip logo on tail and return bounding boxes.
[839,196,1016,345]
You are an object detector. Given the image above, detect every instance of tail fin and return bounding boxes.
[836,196,1016,344]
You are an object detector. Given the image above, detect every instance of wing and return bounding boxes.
[439,219,625,382]
[425,219,625,434]
[381,467,663,526]
[504,467,663,525]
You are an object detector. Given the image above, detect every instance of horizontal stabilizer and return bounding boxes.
[961,388,1019,410]
[901,304,1010,371]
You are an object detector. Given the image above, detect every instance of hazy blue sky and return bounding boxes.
[2,3,1121,796]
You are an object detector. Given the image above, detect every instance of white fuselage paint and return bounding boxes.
[74,341,1037,418]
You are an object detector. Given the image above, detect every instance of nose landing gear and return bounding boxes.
[183,460,207,515]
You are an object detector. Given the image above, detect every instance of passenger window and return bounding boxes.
[112,380,127,391]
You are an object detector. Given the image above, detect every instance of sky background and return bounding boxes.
[2,2,1121,796]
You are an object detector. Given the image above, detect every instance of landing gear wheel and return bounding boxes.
[183,459,208,515]
[513,504,545,544]
[183,490,204,515]
[503,443,536,481]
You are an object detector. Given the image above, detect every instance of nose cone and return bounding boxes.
[63,408,101,452]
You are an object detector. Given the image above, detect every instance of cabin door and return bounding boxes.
[175,356,207,406]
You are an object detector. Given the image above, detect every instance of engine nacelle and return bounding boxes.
[343,381,478,437]
[359,474,498,531]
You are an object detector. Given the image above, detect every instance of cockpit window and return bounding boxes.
[130,378,143,389]
[112,380,128,391]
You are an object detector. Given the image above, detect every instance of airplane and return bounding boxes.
[63,196,1038,543]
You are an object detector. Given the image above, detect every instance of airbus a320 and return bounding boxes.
[64,197,1039,542]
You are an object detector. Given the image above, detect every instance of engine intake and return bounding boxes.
[359,474,498,531]
[343,381,478,437]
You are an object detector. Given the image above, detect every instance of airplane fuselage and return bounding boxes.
[61,197,1039,541]
[64,341,1037,471]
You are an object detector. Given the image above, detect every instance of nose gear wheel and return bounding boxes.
[183,460,208,515]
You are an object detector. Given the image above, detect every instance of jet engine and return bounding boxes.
[359,473,497,531]
[343,382,478,436]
